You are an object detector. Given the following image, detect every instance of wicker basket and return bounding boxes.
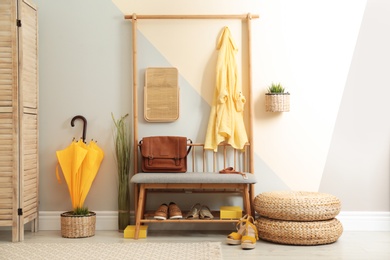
[254,191,341,221]
[256,217,343,245]
[60,211,96,238]
[265,93,290,112]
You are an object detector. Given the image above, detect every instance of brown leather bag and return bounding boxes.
[139,136,192,173]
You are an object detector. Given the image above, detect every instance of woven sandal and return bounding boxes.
[241,219,259,250]
[226,214,253,245]
[185,203,201,219]
[199,205,214,219]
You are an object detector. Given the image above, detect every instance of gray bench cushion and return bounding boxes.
[130,172,256,184]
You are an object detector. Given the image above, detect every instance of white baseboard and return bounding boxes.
[337,211,390,231]
[36,211,390,231]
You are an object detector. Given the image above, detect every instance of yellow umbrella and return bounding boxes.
[56,140,88,209]
[73,139,87,209]
[205,26,248,151]
[56,139,104,210]
[78,140,104,208]
[56,115,104,211]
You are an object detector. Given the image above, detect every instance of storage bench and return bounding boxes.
[130,143,257,239]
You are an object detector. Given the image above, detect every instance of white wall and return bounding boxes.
[320,0,390,211]
[34,0,389,218]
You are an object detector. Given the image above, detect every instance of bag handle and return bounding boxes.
[186,139,193,155]
[139,137,193,155]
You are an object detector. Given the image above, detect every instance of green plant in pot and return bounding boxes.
[112,113,132,232]
[265,82,290,112]
[267,82,287,94]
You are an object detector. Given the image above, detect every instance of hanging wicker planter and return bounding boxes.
[60,211,96,238]
[265,93,290,112]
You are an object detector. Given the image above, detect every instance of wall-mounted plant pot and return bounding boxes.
[60,211,96,238]
[265,93,290,112]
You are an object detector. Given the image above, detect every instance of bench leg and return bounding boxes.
[134,184,146,240]
[243,184,252,217]
[250,183,255,216]
[134,183,139,223]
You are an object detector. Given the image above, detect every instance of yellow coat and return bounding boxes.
[204,27,248,151]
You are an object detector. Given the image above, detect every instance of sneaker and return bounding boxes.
[168,202,183,219]
[154,203,168,220]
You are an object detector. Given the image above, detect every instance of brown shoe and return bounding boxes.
[168,202,183,219]
[154,203,168,220]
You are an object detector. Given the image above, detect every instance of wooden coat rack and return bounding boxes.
[125,13,259,172]
[125,14,259,239]
[125,13,259,210]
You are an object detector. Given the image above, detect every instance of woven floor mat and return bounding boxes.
[0,242,223,260]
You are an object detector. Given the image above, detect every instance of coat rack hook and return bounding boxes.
[71,115,87,142]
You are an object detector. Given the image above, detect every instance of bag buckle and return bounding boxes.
[147,156,153,166]
[174,157,180,166]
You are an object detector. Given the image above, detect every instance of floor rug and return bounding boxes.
[0,242,222,260]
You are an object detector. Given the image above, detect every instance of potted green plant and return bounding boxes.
[265,82,290,112]
[112,113,132,232]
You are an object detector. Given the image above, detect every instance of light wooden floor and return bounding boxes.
[1,230,390,259]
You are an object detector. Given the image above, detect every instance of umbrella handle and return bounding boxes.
[71,115,87,142]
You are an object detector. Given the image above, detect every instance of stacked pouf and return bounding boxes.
[254,191,343,245]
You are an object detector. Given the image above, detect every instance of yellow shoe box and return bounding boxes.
[220,206,242,219]
[124,225,148,239]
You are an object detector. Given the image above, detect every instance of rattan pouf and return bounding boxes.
[254,191,341,221]
[255,217,343,245]
[254,191,343,245]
